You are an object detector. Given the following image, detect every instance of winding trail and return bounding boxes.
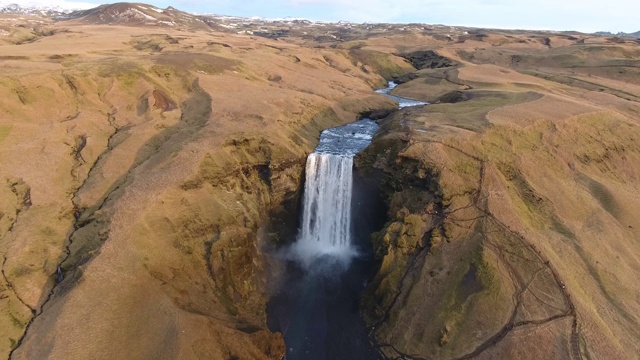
[367,134,583,359]
[1,257,35,314]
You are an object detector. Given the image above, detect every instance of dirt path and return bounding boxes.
[367,135,583,359]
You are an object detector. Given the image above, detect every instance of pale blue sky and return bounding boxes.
[3,0,639,33]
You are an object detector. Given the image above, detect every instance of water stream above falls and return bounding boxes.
[267,82,425,359]
[376,81,428,108]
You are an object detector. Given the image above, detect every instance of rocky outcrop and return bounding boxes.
[355,114,504,359]
[399,50,458,70]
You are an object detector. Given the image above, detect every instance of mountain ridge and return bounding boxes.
[594,30,640,38]
[2,2,639,36]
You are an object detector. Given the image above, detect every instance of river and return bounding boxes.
[266,81,425,360]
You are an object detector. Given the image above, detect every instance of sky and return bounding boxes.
[2,0,638,33]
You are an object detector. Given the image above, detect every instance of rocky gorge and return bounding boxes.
[0,3,639,360]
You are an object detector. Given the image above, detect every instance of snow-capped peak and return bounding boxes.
[0,1,97,15]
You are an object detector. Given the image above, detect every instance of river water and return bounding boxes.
[267,81,424,360]
[376,81,427,108]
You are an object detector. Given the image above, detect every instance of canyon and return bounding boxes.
[0,3,639,359]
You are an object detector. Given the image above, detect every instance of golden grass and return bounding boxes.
[0,125,11,143]
[1,10,640,360]
[0,18,396,360]
[360,32,640,358]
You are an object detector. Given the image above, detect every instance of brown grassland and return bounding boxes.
[1,4,639,360]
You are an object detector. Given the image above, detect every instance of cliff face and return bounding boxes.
[0,19,397,359]
[2,6,640,360]
[356,38,640,359]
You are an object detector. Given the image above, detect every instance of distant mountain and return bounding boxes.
[0,2,213,30]
[594,30,640,38]
[0,2,351,35]
[0,3,75,17]
[63,2,212,30]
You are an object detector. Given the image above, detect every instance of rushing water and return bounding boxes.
[289,119,379,269]
[375,81,428,108]
[270,119,383,360]
[268,81,425,360]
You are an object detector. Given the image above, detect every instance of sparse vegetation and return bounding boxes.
[0,3,639,360]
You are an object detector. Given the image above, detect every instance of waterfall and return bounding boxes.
[289,119,379,269]
[286,83,424,270]
[293,153,356,267]
[269,83,426,359]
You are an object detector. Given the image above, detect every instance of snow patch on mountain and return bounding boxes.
[0,1,96,15]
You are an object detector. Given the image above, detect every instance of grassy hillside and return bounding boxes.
[1,4,640,359]
[356,30,640,359]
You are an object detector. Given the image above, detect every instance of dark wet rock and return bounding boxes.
[398,50,457,70]
[360,108,393,120]
[393,72,419,84]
